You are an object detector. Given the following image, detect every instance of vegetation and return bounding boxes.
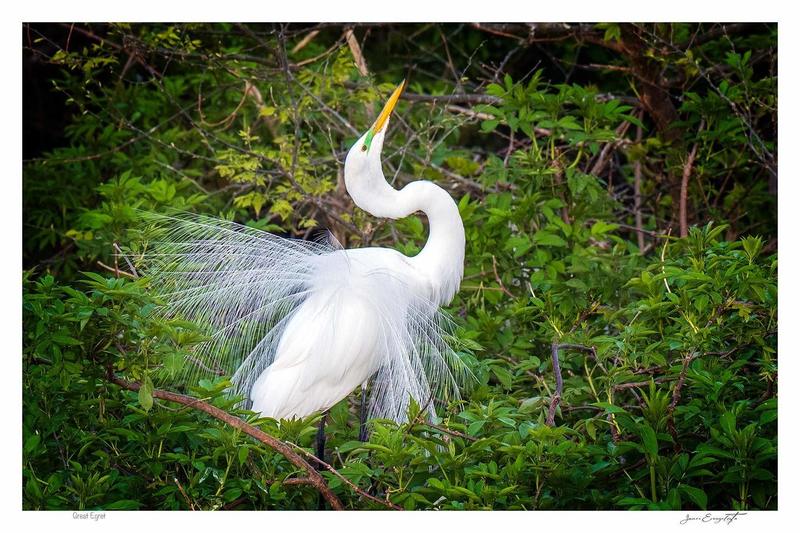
[23,23,777,510]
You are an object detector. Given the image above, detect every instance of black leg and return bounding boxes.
[316,411,328,510]
[358,382,369,442]
[315,411,328,469]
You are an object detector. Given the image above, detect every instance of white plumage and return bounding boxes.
[143,81,468,423]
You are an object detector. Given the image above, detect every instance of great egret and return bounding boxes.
[144,80,467,450]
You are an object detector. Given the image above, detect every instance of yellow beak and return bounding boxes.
[370,80,406,135]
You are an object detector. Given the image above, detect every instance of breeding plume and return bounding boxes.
[144,81,467,426]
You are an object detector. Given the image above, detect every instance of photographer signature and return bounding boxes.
[680,512,747,525]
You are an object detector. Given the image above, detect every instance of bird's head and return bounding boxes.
[344,80,406,217]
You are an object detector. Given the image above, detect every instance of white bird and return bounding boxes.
[144,80,467,429]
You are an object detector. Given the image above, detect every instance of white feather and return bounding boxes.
[141,211,466,422]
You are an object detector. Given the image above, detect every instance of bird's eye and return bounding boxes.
[361,144,367,152]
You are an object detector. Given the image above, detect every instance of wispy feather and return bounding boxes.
[139,211,468,422]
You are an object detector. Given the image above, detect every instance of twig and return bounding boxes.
[401,92,501,105]
[113,242,139,278]
[343,27,374,119]
[184,353,225,377]
[546,343,597,426]
[444,104,493,121]
[552,153,570,223]
[613,376,674,390]
[97,261,136,279]
[59,23,122,51]
[608,413,621,443]
[24,133,146,164]
[293,38,345,68]
[197,81,250,129]
[547,343,564,427]
[423,422,478,443]
[568,302,601,335]
[612,222,665,239]
[344,28,369,78]
[445,104,553,137]
[290,29,320,54]
[667,353,696,450]
[107,373,344,510]
[288,443,402,510]
[680,120,705,238]
[461,285,508,293]
[661,228,673,294]
[503,129,515,167]
[491,255,515,298]
[174,477,196,510]
[633,115,645,252]
[588,119,633,177]
[438,26,460,87]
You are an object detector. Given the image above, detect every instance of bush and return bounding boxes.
[23,23,777,510]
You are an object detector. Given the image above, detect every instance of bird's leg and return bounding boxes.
[315,411,328,470]
[315,411,328,510]
[358,381,369,442]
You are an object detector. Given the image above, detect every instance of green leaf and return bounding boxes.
[467,420,486,436]
[24,434,41,454]
[590,221,618,236]
[533,231,567,247]
[640,424,658,458]
[719,411,737,435]
[138,376,154,412]
[104,499,141,510]
[591,402,627,414]
[238,446,249,466]
[678,485,708,509]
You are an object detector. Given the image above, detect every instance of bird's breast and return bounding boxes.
[249,248,418,419]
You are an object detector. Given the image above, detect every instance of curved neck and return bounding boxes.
[354,178,465,306]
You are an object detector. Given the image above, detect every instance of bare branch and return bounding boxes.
[288,442,402,510]
[107,373,344,510]
[633,116,645,252]
[679,120,705,238]
[546,343,597,426]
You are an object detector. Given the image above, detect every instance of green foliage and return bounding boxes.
[23,23,776,510]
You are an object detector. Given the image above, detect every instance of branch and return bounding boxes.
[97,261,136,279]
[423,422,478,443]
[546,343,597,426]
[588,119,633,177]
[113,242,139,278]
[470,23,618,50]
[632,115,646,252]
[683,23,760,48]
[174,477,196,510]
[107,373,344,510]
[491,255,515,298]
[290,29,320,54]
[612,377,675,390]
[679,120,705,238]
[288,442,403,510]
[667,352,697,450]
[401,92,501,106]
[344,28,369,78]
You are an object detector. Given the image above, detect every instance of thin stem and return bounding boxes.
[650,462,658,502]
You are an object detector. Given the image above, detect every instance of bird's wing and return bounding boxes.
[138,210,338,395]
[366,282,471,423]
